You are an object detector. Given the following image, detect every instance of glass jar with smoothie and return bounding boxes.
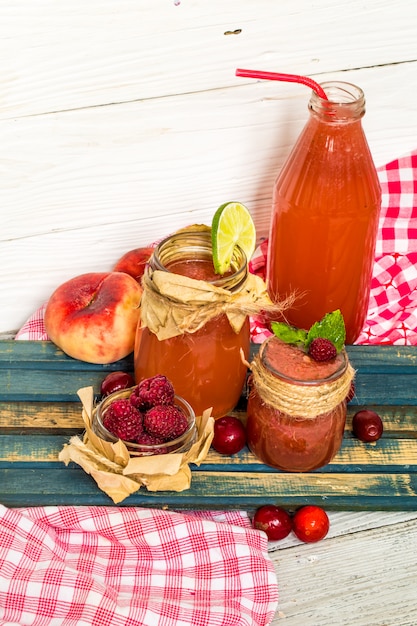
[267,81,381,344]
[134,229,253,419]
[246,335,355,472]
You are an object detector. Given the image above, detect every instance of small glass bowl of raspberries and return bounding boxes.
[93,374,197,457]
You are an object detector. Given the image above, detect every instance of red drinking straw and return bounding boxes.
[235,68,328,100]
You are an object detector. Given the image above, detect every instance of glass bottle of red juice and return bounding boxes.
[267,82,381,344]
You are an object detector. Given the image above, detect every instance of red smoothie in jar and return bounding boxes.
[246,337,350,472]
[134,231,250,419]
[168,258,232,281]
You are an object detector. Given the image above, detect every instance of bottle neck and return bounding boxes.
[309,81,365,122]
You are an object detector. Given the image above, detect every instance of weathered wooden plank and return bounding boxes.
[346,345,417,370]
[203,439,417,472]
[1,399,416,432]
[2,342,417,405]
[0,401,84,429]
[0,340,133,401]
[3,0,415,118]
[1,435,417,471]
[4,337,405,376]
[1,341,417,509]
[346,406,417,436]
[0,467,416,511]
[2,421,417,468]
[0,340,133,371]
[270,518,417,626]
[349,375,417,406]
[0,370,105,402]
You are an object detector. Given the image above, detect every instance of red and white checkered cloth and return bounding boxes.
[16,150,417,346]
[0,505,278,626]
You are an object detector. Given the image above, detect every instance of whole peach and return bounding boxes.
[44,272,142,364]
[112,247,154,283]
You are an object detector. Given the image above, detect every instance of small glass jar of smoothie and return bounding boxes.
[134,229,251,419]
[246,336,355,472]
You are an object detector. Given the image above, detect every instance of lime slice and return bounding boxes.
[211,202,256,274]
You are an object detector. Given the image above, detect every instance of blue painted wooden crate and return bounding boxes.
[1,341,417,510]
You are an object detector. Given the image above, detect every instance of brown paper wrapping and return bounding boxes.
[140,268,290,341]
[58,387,214,504]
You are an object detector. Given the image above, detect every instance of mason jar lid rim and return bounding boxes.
[259,338,348,386]
[95,389,196,449]
[150,229,248,289]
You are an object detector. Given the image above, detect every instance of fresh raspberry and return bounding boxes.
[103,398,143,442]
[144,405,188,440]
[130,375,175,411]
[136,432,166,446]
[135,432,167,454]
[308,338,337,362]
[170,411,189,439]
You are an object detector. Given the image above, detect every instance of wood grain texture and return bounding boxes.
[1,0,417,332]
[0,340,133,401]
[269,517,417,625]
[5,340,417,405]
[1,464,417,510]
[1,341,417,511]
[1,346,417,625]
[0,402,84,430]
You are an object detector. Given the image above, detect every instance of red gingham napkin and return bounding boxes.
[15,302,49,341]
[0,504,278,626]
[15,150,417,345]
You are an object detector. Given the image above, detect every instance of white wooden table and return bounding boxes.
[268,511,417,625]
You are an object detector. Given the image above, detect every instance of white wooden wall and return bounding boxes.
[2,0,417,334]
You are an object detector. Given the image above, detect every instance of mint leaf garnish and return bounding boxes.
[270,310,346,353]
[271,321,308,346]
[306,310,346,352]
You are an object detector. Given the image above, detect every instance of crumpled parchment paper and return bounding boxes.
[59,387,214,504]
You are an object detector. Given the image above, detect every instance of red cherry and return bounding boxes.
[100,371,135,397]
[352,409,383,442]
[293,505,330,543]
[211,416,246,455]
[253,505,293,541]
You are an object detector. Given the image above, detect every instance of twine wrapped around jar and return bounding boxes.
[250,351,355,419]
[140,267,290,341]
